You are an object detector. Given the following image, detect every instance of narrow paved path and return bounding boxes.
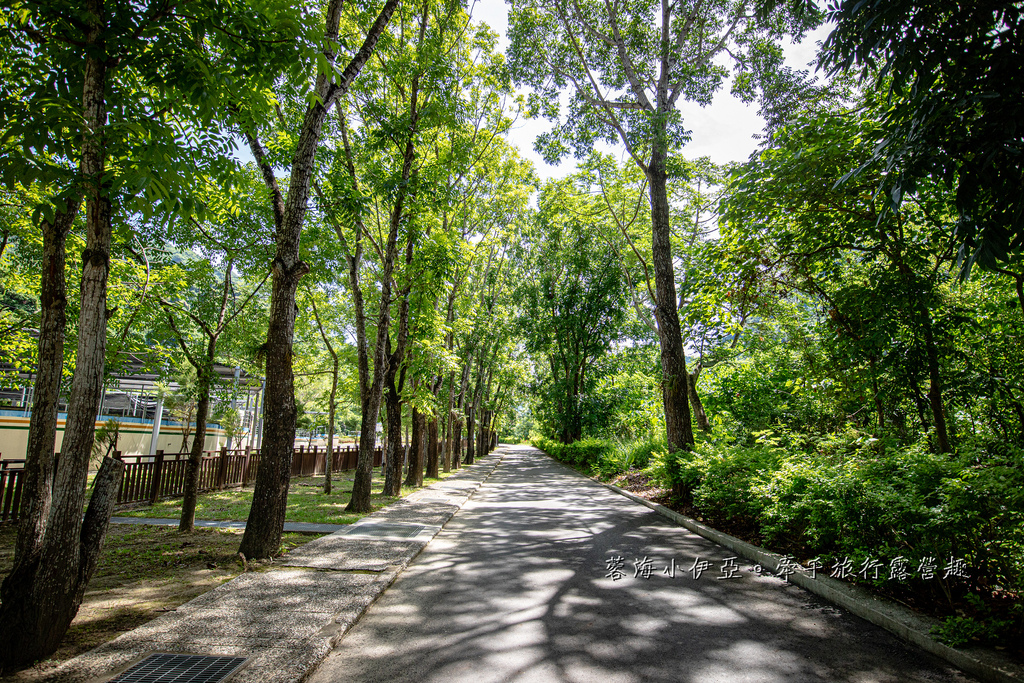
[308,445,974,683]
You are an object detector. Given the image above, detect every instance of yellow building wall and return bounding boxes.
[0,412,228,461]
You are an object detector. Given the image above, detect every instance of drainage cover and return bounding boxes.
[110,653,247,683]
[341,523,425,538]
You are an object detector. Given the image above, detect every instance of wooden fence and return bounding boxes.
[0,443,385,522]
[1,460,25,524]
[0,435,495,523]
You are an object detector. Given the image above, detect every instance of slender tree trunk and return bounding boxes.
[909,374,931,432]
[426,414,439,478]
[649,143,695,462]
[477,367,493,458]
[443,370,456,472]
[452,354,473,470]
[477,409,488,460]
[417,411,427,483]
[687,369,711,433]
[383,222,416,494]
[405,407,424,487]
[922,316,951,453]
[9,207,76,566]
[383,378,404,496]
[239,256,303,558]
[465,406,475,466]
[453,418,463,469]
[179,365,212,532]
[0,9,125,663]
[324,353,338,495]
[344,221,384,512]
[441,409,450,473]
[240,0,399,556]
[346,26,425,509]
[870,356,885,433]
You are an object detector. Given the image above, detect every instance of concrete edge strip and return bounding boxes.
[284,450,507,683]
[598,478,1022,683]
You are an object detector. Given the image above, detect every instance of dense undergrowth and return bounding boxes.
[532,429,1024,652]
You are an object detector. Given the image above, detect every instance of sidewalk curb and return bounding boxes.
[600,478,1023,683]
[43,450,506,683]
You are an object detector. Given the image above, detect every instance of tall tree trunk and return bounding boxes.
[383,377,404,496]
[240,0,399,556]
[383,217,416,495]
[10,207,76,566]
[477,367,493,458]
[441,410,450,473]
[453,418,463,469]
[0,9,125,663]
[477,409,489,460]
[426,414,439,479]
[239,254,303,558]
[405,408,424,487]
[910,374,931,432]
[922,315,951,453]
[346,5,425,510]
[870,356,885,433]
[687,369,711,433]
[179,365,212,532]
[453,353,472,469]
[465,406,475,465]
[443,370,456,472]
[324,353,338,495]
[649,143,695,462]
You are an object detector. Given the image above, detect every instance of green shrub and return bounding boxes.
[531,435,615,471]
[641,427,1024,601]
[618,437,666,470]
[931,615,1015,648]
[587,436,669,478]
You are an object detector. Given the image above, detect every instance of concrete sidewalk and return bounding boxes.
[45,451,505,683]
[307,445,987,683]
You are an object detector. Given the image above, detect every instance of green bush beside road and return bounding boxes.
[532,429,1024,652]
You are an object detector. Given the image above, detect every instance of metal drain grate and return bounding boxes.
[110,653,247,683]
[341,523,425,538]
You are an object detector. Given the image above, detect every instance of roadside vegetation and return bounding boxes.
[2,0,1022,672]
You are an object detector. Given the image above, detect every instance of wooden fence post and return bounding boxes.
[215,446,229,490]
[149,450,165,504]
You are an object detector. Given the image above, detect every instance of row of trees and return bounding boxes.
[3,0,1020,669]
[525,96,1024,454]
[521,0,1024,647]
[0,0,532,669]
[508,0,1022,646]
[507,0,1023,464]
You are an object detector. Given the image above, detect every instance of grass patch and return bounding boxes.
[0,464,459,677]
[118,471,455,525]
[0,523,318,679]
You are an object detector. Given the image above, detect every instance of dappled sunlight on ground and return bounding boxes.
[309,445,974,683]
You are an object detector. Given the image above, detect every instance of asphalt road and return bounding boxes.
[307,444,974,683]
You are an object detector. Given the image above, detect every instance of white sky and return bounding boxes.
[470,0,831,179]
